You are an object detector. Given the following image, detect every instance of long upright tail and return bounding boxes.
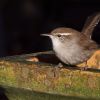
[82,12,100,39]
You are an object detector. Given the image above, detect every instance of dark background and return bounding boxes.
[0,0,100,57]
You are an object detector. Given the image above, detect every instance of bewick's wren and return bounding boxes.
[42,13,100,65]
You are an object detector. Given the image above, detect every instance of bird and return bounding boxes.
[41,12,100,66]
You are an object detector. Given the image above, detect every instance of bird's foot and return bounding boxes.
[80,66,88,71]
[55,63,63,68]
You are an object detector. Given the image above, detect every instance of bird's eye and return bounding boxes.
[57,34,61,37]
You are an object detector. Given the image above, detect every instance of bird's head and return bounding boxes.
[41,27,81,47]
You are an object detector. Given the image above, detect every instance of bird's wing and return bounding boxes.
[82,12,100,39]
[79,34,98,50]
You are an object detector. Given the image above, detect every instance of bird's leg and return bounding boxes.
[80,61,88,71]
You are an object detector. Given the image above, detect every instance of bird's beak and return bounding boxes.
[41,34,51,37]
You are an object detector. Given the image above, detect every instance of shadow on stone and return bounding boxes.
[0,86,9,100]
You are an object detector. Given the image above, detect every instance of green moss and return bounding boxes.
[0,67,16,86]
[4,86,100,100]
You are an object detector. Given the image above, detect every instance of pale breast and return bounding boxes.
[53,43,92,65]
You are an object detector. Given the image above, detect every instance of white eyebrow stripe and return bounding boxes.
[55,33,72,35]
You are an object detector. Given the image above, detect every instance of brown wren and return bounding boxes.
[42,13,100,65]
